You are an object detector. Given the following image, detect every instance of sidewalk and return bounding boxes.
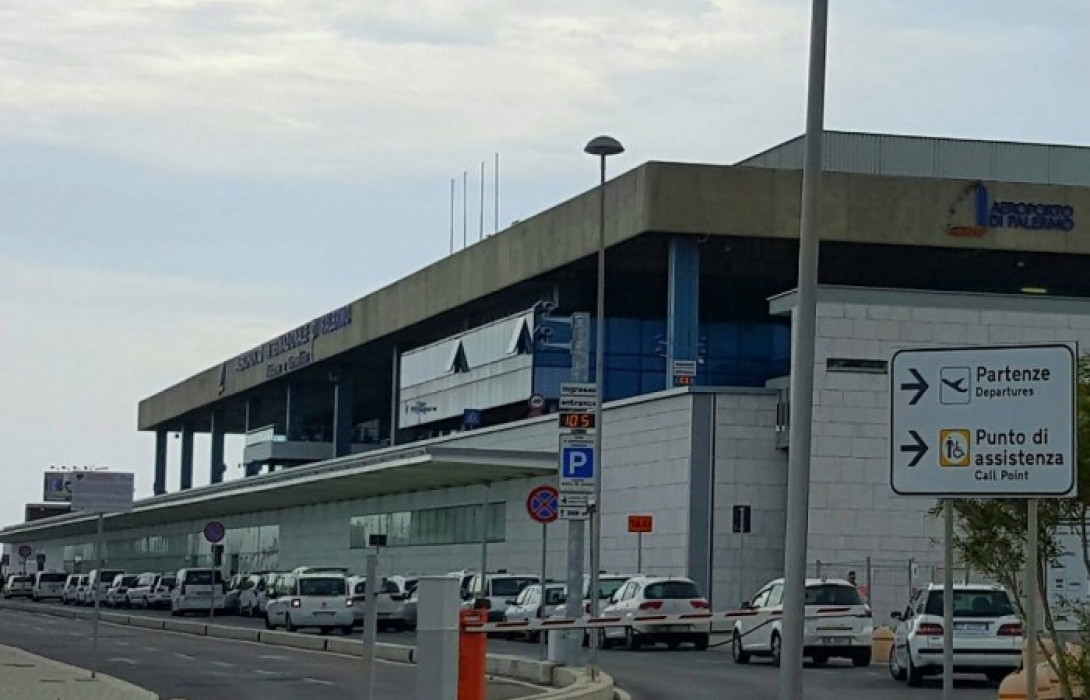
[0,644,157,700]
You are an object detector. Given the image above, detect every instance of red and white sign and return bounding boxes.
[526,485,559,524]
[628,514,654,534]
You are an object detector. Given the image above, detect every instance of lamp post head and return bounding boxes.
[584,136,624,158]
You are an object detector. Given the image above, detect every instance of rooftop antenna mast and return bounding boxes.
[449,178,455,254]
[494,152,500,234]
[462,170,467,248]
[479,161,485,241]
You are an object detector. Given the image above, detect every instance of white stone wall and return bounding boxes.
[804,289,1090,617]
[711,392,787,608]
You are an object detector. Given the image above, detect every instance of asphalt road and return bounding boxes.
[12,601,1002,699]
[0,608,532,700]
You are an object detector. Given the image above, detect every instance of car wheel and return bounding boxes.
[906,651,924,687]
[285,614,298,633]
[31,595,39,603]
[625,627,642,651]
[171,604,180,617]
[852,649,872,667]
[667,640,680,651]
[599,631,614,650]
[319,627,331,635]
[811,653,828,666]
[770,633,782,668]
[341,625,354,635]
[693,634,709,651]
[731,631,750,664]
[142,597,149,610]
[264,613,274,630]
[889,645,907,681]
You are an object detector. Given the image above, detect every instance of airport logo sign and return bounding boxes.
[948,182,1075,237]
[889,344,1076,497]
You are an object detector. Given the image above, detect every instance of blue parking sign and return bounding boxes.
[561,446,595,479]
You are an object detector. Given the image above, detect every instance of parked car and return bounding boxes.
[465,573,539,622]
[62,575,87,605]
[731,577,872,667]
[4,574,33,599]
[347,576,411,631]
[234,573,271,617]
[601,575,711,651]
[265,571,353,634]
[171,568,226,616]
[85,569,124,606]
[106,574,141,607]
[447,570,477,599]
[257,572,288,615]
[403,586,420,630]
[125,572,176,609]
[32,571,69,602]
[504,583,567,641]
[888,583,1021,686]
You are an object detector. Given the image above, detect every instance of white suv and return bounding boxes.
[4,574,33,599]
[601,576,711,650]
[63,575,87,605]
[731,577,873,667]
[171,568,226,615]
[32,571,69,602]
[126,573,176,610]
[504,583,567,641]
[889,583,1022,686]
[265,572,353,634]
[466,573,539,622]
[347,576,410,631]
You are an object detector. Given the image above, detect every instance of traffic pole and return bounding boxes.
[539,523,548,661]
[90,512,104,680]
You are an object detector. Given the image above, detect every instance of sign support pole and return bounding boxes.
[479,482,490,591]
[637,533,643,574]
[942,500,954,700]
[361,551,379,700]
[539,522,548,661]
[1026,499,1039,700]
[563,315,591,667]
[91,512,104,680]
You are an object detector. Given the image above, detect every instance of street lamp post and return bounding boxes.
[584,135,624,678]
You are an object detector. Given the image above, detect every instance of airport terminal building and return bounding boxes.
[7,131,1090,617]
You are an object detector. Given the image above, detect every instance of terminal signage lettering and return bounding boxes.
[889,344,1076,497]
[234,305,353,377]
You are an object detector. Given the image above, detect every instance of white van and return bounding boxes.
[265,571,354,634]
[32,571,68,601]
[85,569,124,606]
[171,568,226,615]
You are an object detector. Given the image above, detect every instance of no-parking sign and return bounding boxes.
[526,485,559,524]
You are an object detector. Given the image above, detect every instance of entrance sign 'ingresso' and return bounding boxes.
[890,344,1076,497]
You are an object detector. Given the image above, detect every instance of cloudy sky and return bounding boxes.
[1,0,1086,527]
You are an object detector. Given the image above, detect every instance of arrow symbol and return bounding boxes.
[900,430,928,467]
[900,368,929,406]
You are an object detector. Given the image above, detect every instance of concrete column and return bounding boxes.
[666,237,701,388]
[209,408,226,484]
[179,423,194,490]
[415,576,460,700]
[332,375,354,458]
[153,429,168,496]
[285,382,303,440]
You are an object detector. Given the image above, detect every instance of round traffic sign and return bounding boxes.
[526,485,559,524]
[528,393,546,410]
[203,521,226,544]
[17,545,32,559]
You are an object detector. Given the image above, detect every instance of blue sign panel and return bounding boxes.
[561,446,595,479]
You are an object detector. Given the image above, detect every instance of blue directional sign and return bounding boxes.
[559,435,595,493]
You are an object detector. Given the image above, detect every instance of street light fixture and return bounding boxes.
[584,134,624,677]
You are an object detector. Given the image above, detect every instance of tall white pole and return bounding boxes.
[539,523,548,661]
[942,500,955,700]
[480,483,490,589]
[361,551,379,700]
[588,153,608,680]
[1026,500,1039,700]
[777,1,828,698]
[90,512,104,680]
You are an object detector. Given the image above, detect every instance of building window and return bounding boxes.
[349,502,505,548]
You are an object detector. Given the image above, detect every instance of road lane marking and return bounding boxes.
[211,661,235,668]
[107,658,136,665]
[255,669,281,676]
[114,640,130,647]
[302,678,335,686]
[173,653,194,661]
[258,654,288,661]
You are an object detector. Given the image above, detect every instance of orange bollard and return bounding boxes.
[458,605,488,700]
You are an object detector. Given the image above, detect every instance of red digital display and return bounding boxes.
[558,412,596,430]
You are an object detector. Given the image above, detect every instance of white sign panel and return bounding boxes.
[559,434,595,493]
[68,472,135,513]
[890,344,1076,497]
[671,360,698,377]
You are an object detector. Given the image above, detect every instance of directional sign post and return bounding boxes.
[890,344,1076,700]
[526,485,559,661]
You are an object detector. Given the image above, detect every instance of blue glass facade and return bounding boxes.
[533,317,790,401]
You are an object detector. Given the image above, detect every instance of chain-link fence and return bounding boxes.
[808,558,974,625]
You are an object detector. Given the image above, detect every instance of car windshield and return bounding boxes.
[160,577,177,588]
[39,573,67,583]
[184,571,224,585]
[120,576,140,587]
[299,578,346,596]
[925,590,1014,618]
[491,578,536,597]
[12,576,31,584]
[805,584,863,606]
[100,571,123,583]
[644,581,701,600]
[598,579,626,600]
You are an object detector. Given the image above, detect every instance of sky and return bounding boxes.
[1,0,1088,526]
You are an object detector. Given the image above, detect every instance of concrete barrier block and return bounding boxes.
[206,624,260,642]
[324,637,362,656]
[101,613,129,625]
[376,642,413,664]
[546,670,615,700]
[127,616,166,631]
[258,630,328,651]
[163,619,208,635]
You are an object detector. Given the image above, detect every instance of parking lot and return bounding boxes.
[1,597,1001,700]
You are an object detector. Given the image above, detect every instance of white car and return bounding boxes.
[125,572,176,609]
[347,576,410,631]
[731,577,873,667]
[32,571,69,602]
[84,569,124,606]
[266,571,354,634]
[4,574,33,599]
[888,583,1022,686]
[601,575,711,650]
[62,575,87,605]
[465,573,539,623]
[106,574,141,607]
[171,568,226,615]
[233,573,270,617]
[503,583,567,641]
